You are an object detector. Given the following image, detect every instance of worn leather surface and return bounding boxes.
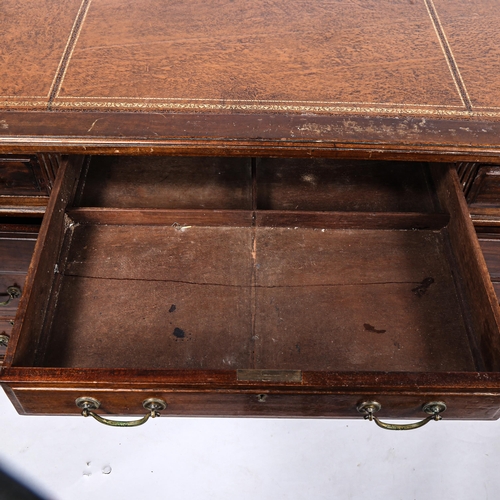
[1,0,499,119]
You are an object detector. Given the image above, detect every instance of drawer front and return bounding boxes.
[468,166,500,209]
[7,388,500,421]
[478,236,500,303]
[469,166,500,302]
[0,230,37,364]
[0,319,13,334]
[457,162,480,197]
[479,238,500,279]
[0,237,36,316]
[0,155,60,213]
[0,156,48,197]
[0,319,13,362]
[0,274,27,317]
[0,238,36,273]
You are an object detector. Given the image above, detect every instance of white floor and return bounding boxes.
[1,387,499,500]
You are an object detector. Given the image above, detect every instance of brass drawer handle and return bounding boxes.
[357,401,446,431]
[75,397,167,427]
[0,286,21,306]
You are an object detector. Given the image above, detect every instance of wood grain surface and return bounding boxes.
[77,156,253,209]
[255,158,438,212]
[36,224,474,372]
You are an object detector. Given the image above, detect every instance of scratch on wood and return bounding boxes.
[87,118,102,133]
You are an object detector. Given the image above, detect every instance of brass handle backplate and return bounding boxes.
[357,401,446,431]
[75,397,167,427]
[0,286,21,307]
[0,333,9,348]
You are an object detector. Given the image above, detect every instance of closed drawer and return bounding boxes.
[1,156,499,421]
[0,156,46,197]
[467,166,500,229]
[0,319,14,362]
[0,235,37,316]
[468,166,500,209]
[0,275,25,317]
[477,234,500,303]
[0,228,38,363]
[0,154,60,216]
[466,165,500,303]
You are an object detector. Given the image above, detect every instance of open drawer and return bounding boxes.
[2,155,500,425]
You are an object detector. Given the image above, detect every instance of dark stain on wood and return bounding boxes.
[173,327,185,339]
[412,277,435,297]
[363,323,387,334]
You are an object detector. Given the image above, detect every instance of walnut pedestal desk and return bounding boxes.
[2,0,500,430]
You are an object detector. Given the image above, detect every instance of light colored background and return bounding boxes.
[0,387,498,500]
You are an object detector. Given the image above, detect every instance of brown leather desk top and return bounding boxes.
[1,0,500,157]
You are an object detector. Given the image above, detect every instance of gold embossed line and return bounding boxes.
[57,95,466,108]
[47,0,92,109]
[424,0,472,111]
[47,100,500,117]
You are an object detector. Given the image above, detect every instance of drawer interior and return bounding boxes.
[8,157,500,373]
